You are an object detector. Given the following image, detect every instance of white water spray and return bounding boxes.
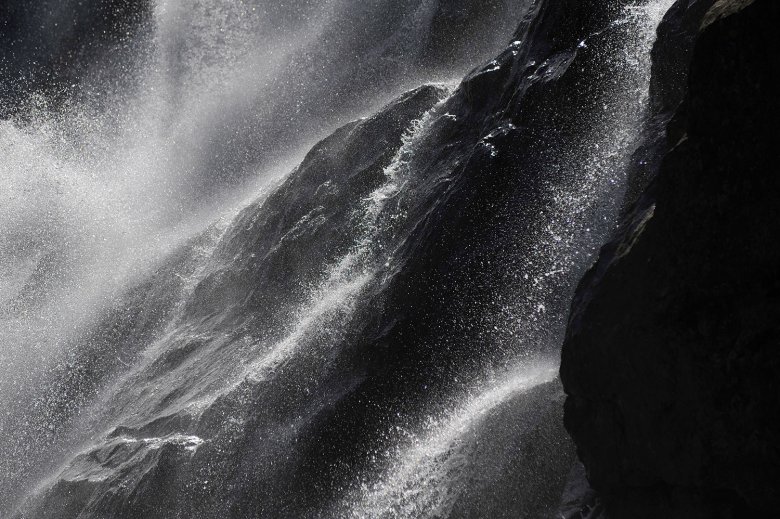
[336,2,675,516]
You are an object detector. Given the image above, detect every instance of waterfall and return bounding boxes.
[0,2,521,512]
[334,1,675,517]
[0,0,678,517]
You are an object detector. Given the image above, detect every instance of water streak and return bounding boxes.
[336,1,674,516]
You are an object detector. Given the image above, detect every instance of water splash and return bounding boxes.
[243,94,449,386]
[342,364,559,518]
[0,0,676,516]
[1,0,524,508]
[335,1,675,516]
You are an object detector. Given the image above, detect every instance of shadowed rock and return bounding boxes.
[562,1,780,516]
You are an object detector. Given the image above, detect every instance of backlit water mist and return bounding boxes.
[1,0,674,517]
[333,2,674,516]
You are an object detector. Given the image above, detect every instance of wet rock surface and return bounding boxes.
[561,0,780,516]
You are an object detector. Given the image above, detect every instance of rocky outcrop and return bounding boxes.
[561,0,780,517]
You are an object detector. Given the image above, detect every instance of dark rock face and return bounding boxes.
[561,1,780,517]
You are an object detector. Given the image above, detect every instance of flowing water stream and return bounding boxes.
[335,1,675,516]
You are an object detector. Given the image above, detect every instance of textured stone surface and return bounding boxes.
[561,0,780,516]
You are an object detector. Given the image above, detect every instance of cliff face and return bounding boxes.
[561,1,780,517]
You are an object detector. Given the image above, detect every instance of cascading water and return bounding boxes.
[0,2,523,512]
[332,2,675,517]
[1,0,677,517]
